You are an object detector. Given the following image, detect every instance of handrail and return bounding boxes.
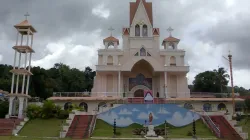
[202,111,220,138]
[88,115,97,137]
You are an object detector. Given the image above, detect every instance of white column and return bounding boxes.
[164,72,168,98]
[18,97,24,119]
[11,50,17,93]
[8,97,14,116]
[15,52,22,94]
[21,52,28,94]
[25,52,32,95]
[118,71,121,97]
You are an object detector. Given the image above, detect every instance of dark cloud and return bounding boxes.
[195,13,250,69]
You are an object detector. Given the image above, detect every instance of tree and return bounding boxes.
[193,67,229,93]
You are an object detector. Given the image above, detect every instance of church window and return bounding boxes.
[170,56,176,66]
[140,47,146,56]
[134,52,139,56]
[143,24,148,37]
[107,55,113,65]
[135,24,140,36]
[147,52,151,56]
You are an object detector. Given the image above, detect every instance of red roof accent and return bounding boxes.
[103,36,119,45]
[153,28,159,36]
[14,20,37,33]
[130,0,153,26]
[163,36,180,42]
[123,28,130,35]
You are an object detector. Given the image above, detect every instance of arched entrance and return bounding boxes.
[134,89,144,97]
[217,103,226,111]
[79,102,88,112]
[64,102,72,110]
[130,85,150,97]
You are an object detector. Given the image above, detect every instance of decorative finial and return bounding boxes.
[108,26,114,36]
[167,27,174,36]
[24,12,30,20]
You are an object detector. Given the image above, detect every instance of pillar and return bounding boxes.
[164,72,168,98]
[8,97,14,116]
[118,71,121,97]
[18,97,25,119]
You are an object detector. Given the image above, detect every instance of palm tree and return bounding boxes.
[213,67,230,93]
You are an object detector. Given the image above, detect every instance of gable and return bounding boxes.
[130,0,153,26]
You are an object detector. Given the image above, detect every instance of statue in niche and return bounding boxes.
[149,112,153,125]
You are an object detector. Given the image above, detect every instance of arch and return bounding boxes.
[122,58,162,72]
[130,85,150,97]
[143,24,148,36]
[170,56,176,66]
[131,59,154,74]
[217,103,226,111]
[140,47,146,56]
[107,42,114,48]
[168,42,175,49]
[134,89,144,97]
[135,24,140,36]
[203,103,212,112]
[184,103,193,110]
[79,102,88,112]
[98,102,107,112]
[12,97,19,116]
[107,55,113,65]
[64,102,72,110]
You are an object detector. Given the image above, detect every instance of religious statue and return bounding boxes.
[149,113,153,125]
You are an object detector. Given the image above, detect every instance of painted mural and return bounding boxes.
[97,104,200,127]
[129,74,152,90]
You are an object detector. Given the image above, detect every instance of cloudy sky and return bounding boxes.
[0,0,250,89]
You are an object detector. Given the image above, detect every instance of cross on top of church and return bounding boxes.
[24,12,30,20]
[108,26,114,36]
[167,27,174,36]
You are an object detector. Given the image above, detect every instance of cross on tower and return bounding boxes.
[24,12,30,20]
[108,26,115,36]
[167,27,174,36]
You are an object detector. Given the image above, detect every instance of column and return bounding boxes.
[118,71,121,97]
[15,52,22,94]
[11,50,17,94]
[164,72,168,98]
[8,97,14,116]
[18,97,24,119]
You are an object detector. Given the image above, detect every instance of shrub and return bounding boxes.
[41,100,56,119]
[26,104,42,119]
[0,100,9,118]
[57,110,69,119]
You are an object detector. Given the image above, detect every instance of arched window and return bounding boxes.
[98,102,107,112]
[184,103,193,110]
[64,102,72,110]
[108,42,114,48]
[140,47,146,56]
[203,103,212,112]
[143,24,148,36]
[170,56,176,66]
[217,103,226,111]
[79,102,88,112]
[135,24,140,36]
[107,55,113,65]
[169,43,175,49]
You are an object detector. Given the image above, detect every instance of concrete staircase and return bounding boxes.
[210,115,242,140]
[66,115,93,139]
[0,118,22,136]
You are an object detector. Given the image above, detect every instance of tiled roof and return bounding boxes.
[123,28,130,35]
[163,36,180,42]
[14,20,37,33]
[130,0,153,25]
[103,36,119,45]
[153,28,159,35]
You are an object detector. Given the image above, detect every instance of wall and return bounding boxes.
[97,104,200,127]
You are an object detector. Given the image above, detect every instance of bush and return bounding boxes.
[41,100,56,119]
[187,131,193,136]
[26,104,42,119]
[57,110,69,119]
[0,100,9,118]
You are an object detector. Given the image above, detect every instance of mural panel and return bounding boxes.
[129,74,152,90]
[97,104,200,127]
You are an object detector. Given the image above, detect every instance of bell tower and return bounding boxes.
[7,13,37,119]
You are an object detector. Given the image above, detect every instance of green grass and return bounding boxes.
[0,136,72,140]
[19,119,64,137]
[238,118,250,140]
[92,119,216,138]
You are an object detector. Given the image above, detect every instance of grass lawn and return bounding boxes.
[238,118,250,140]
[92,119,216,139]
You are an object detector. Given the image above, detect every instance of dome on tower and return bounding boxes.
[103,36,119,45]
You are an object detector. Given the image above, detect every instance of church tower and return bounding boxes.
[8,13,37,119]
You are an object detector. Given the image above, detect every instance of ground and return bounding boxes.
[92,119,216,138]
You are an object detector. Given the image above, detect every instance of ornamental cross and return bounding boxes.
[24,12,30,20]
[108,26,114,36]
[167,27,174,36]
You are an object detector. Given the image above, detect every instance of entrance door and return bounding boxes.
[134,89,144,97]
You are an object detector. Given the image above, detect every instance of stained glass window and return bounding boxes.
[143,25,148,36]
[140,47,146,56]
[135,24,140,36]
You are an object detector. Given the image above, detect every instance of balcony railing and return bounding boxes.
[53,92,91,97]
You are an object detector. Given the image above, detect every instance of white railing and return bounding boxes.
[202,110,221,138]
